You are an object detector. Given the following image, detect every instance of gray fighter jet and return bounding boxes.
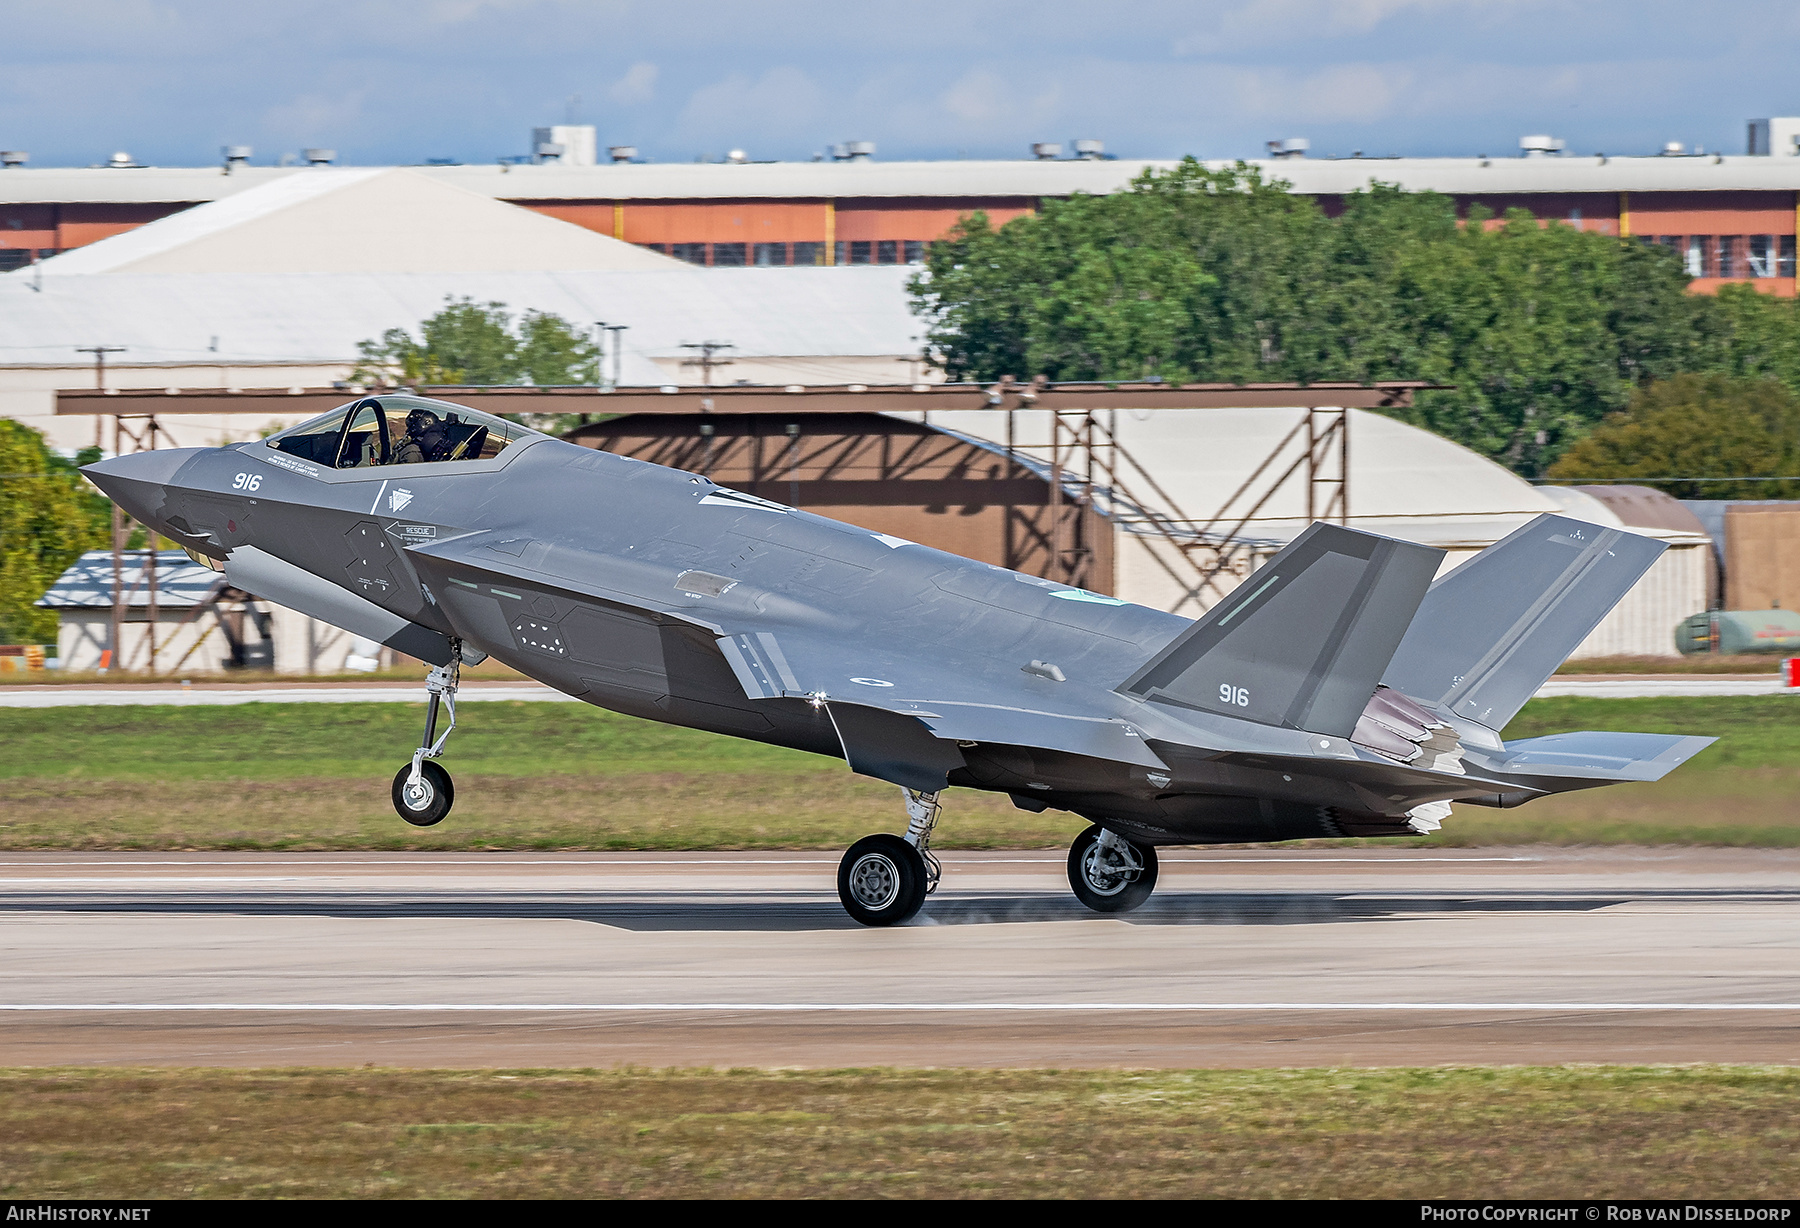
[85,393,1712,925]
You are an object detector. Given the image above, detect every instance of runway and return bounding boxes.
[3,848,1798,1068]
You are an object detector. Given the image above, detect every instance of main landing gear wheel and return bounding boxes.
[392,760,454,827]
[1068,824,1158,914]
[837,834,929,927]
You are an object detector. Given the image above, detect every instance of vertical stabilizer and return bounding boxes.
[1381,514,1665,735]
[1119,523,1443,737]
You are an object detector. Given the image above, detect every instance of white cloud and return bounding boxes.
[675,67,825,146]
[609,61,659,105]
[1176,0,1540,54]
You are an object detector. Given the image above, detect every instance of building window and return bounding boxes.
[1719,235,1745,278]
[643,243,668,254]
[793,241,824,266]
[1685,236,1712,278]
[670,243,708,265]
[1748,235,1777,278]
[1782,236,1797,278]
[0,249,29,272]
[753,242,787,266]
[849,240,873,264]
[833,240,845,266]
[876,240,899,264]
[904,240,925,264]
[712,242,747,267]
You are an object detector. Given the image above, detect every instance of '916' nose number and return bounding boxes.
[232,473,263,492]
[1219,684,1250,707]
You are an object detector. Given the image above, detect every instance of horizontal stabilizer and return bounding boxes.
[1118,523,1443,738]
[1473,730,1715,784]
[1381,515,1665,735]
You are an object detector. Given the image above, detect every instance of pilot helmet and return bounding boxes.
[405,408,442,436]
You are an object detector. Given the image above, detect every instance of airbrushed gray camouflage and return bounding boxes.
[85,394,1714,925]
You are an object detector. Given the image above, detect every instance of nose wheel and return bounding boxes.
[391,653,461,827]
[1068,824,1158,913]
[392,760,454,826]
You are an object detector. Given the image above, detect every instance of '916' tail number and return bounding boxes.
[232,472,263,492]
[1219,684,1250,708]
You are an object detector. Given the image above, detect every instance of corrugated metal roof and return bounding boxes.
[0,266,921,373]
[6,154,1800,206]
[36,550,220,609]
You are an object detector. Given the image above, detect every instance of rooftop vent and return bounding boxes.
[1031,142,1062,160]
[533,141,566,164]
[832,140,875,162]
[609,145,637,163]
[726,149,748,164]
[221,145,252,171]
[303,148,335,165]
[1661,141,1686,156]
[106,151,139,168]
[1072,138,1105,160]
[1519,134,1565,157]
[1266,137,1309,159]
[0,151,25,168]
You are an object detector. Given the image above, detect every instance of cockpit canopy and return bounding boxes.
[264,394,545,469]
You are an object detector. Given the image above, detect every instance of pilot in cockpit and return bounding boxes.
[393,408,450,465]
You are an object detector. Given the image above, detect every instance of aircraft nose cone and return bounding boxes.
[81,448,203,526]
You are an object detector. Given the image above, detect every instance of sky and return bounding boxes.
[4,1,1800,168]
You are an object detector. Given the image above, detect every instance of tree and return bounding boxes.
[353,297,600,434]
[0,422,109,645]
[1544,373,1800,499]
[910,164,1716,476]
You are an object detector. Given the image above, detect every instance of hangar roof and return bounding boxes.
[36,550,218,609]
[27,168,681,275]
[0,265,919,375]
[918,405,1706,552]
[5,154,1800,206]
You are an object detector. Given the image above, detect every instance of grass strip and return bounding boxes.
[1,696,1790,850]
[3,1065,1797,1199]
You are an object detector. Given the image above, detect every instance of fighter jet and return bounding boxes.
[85,393,1713,925]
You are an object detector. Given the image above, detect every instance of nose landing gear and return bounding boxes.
[391,653,460,827]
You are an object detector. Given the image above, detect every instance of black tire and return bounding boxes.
[837,834,929,927]
[1067,824,1158,913]
[392,761,454,827]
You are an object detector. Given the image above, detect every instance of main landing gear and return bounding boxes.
[837,788,943,926]
[391,653,460,827]
[1067,824,1158,914]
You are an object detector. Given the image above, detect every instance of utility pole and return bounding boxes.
[76,345,125,450]
[606,324,628,390]
[679,340,733,387]
[592,321,607,389]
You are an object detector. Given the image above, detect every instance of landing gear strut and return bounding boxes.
[836,788,942,927]
[1067,824,1158,913]
[391,652,460,827]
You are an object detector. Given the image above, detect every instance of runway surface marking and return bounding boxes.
[7,1002,1800,1012]
[0,856,1541,868]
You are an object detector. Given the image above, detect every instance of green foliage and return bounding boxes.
[1545,373,1800,498]
[352,297,599,433]
[353,297,601,435]
[911,163,1717,476]
[0,424,109,644]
